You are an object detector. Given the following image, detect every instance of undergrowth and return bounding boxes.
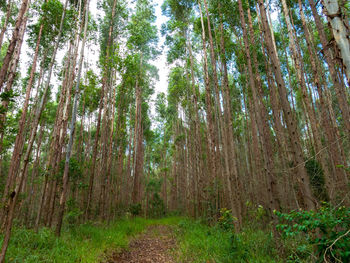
[175,218,279,263]
[1,206,348,263]
[0,217,182,263]
[174,204,350,263]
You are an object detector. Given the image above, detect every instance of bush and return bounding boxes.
[129,203,142,216]
[218,208,236,231]
[148,192,165,218]
[176,218,278,262]
[64,199,83,229]
[305,159,328,202]
[276,205,350,262]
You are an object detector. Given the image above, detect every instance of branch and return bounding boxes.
[323,229,350,263]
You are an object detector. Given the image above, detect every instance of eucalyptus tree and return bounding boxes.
[96,0,128,221]
[85,0,119,219]
[154,92,171,210]
[4,0,76,231]
[126,0,158,205]
[162,0,208,217]
[0,0,14,49]
[0,0,30,92]
[322,0,350,84]
[56,0,90,236]
[0,0,74,260]
[256,0,316,210]
[308,0,350,135]
[0,1,349,256]
[1,0,69,215]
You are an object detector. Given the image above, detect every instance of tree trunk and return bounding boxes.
[1,13,42,217]
[85,0,117,219]
[257,0,316,210]
[0,1,69,260]
[308,0,350,134]
[322,0,350,83]
[281,0,334,201]
[56,0,89,236]
[0,0,13,50]
[0,0,30,92]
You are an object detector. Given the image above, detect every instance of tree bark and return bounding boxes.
[0,0,69,260]
[0,0,13,50]
[0,0,30,92]
[257,0,316,210]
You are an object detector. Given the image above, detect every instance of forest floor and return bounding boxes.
[2,217,287,262]
[105,225,176,263]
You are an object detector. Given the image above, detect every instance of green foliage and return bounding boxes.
[0,89,18,103]
[148,193,165,218]
[28,0,75,51]
[218,208,237,231]
[305,159,328,202]
[276,205,350,262]
[127,0,158,58]
[0,217,181,263]
[58,157,82,181]
[80,69,100,114]
[146,178,166,218]
[64,199,83,229]
[129,203,142,216]
[176,219,279,262]
[0,41,9,65]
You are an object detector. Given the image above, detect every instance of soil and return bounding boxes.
[105,225,176,263]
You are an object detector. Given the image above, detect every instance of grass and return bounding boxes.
[174,219,281,263]
[1,216,311,262]
[0,217,183,263]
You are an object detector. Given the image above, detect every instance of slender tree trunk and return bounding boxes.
[322,0,350,83]
[0,0,30,92]
[281,0,334,201]
[0,0,13,50]
[0,1,69,259]
[132,77,143,204]
[0,8,29,226]
[198,1,218,205]
[1,14,42,217]
[257,0,316,210]
[308,0,350,134]
[85,0,117,219]
[56,0,89,236]
[24,125,45,227]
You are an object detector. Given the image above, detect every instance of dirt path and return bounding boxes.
[105,225,176,263]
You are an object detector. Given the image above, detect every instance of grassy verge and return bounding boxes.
[0,217,183,263]
[174,219,281,263]
[1,216,313,262]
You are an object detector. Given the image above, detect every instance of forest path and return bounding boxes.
[105,225,177,263]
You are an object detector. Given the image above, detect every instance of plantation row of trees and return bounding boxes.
[160,0,349,223]
[0,0,349,261]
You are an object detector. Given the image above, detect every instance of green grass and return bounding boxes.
[1,216,310,262]
[0,217,183,263]
[175,219,281,263]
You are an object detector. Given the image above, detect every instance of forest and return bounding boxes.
[0,0,349,262]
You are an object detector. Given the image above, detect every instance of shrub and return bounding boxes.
[276,205,350,262]
[129,203,142,216]
[218,208,236,231]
